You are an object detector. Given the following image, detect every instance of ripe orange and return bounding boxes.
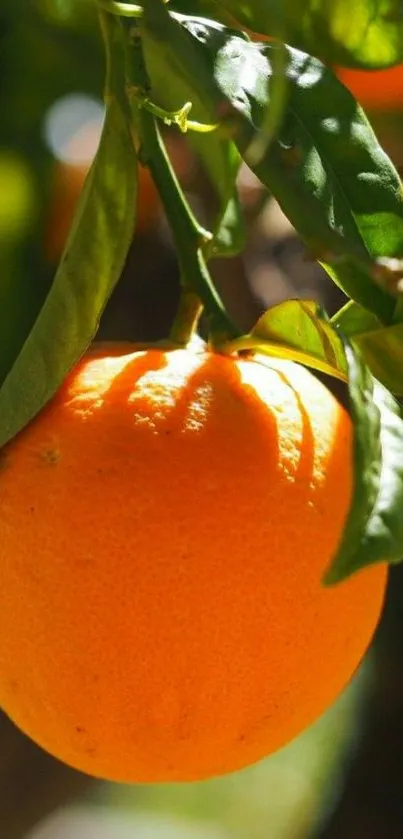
[0,343,386,783]
[338,63,403,109]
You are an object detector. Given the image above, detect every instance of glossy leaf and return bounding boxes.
[170,18,403,321]
[141,11,245,256]
[325,345,403,583]
[249,299,348,381]
[214,0,403,69]
[0,99,137,449]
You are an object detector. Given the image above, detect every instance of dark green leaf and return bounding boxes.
[325,345,403,583]
[0,99,137,449]
[213,0,403,69]
[390,276,403,320]
[167,18,402,321]
[169,0,240,27]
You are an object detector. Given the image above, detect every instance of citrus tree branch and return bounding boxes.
[119,17,237,342]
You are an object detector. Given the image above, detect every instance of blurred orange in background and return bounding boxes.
[44,112,160,263]
[338,63,403,110]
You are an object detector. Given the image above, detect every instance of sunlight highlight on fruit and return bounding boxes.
[0,344,387,783]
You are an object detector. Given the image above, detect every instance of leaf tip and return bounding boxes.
[321,562,347,587]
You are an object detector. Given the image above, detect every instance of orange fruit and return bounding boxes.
[338,63,403,110]
[0,343,386,783]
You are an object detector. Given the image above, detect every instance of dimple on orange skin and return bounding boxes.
[0,344,387,783]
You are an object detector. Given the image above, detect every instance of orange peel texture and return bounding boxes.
[0,344,387,782]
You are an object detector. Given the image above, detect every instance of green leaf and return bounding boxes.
[394,294,403,321]
[213,0,403,69]
[169,0,240,27]
[354,324,403,396]
[333,301,403,395]
[209,189,245,257]
[0,98,137,449]
[325,345,403,583]
[248,299,348,381]
[168,18,402,321]
[140,12,245,256]
[331,300,382,336]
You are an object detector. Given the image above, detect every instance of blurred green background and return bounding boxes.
[2,3,403,838]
